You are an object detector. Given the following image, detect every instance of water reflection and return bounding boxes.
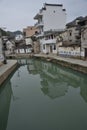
[80,77,87,102]
[0,59,87,130]
[26,59,87,101]
[0,81,12,130]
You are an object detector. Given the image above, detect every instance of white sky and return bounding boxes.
[0,0,87,31]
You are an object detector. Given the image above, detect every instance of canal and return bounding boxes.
[0,58,87,130]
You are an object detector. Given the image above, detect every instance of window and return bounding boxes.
[69,30,72,36]
[35,31,38,34]
[51,35,53,39]
[43,45,45,50]
[70,32,72,36]
[54,45,56,50]
[23,32,26,36]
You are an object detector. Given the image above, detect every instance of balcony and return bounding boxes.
[34,13,43,19]
[35,21,44,27]
[35,32,44,38]
[43,38,56,45]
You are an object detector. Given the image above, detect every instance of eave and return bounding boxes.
[34,13,42,19]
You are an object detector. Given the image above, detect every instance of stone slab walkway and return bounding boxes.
[0,60,17,86]
[34,53,87,74]
[34,54,87,68]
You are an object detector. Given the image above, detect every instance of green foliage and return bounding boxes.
[0,28,8,36]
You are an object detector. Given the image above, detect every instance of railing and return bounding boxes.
[35,21,44,27]
[43,38,56,44]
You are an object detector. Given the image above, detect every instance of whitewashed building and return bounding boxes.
[34,3,66,54]
[56,17,82,58]
[78,16,87,59]
[25,37,33,46]
[6,40,15,55]
[15,34,24,43]
[0,37,4,63]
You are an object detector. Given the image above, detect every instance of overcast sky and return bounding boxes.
[0,0,87,31]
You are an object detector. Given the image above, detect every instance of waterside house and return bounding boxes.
[34,3,66,54]
[0,31,7,64]
[23,26,40,53]
[5,40,15,55]
[0,36,3,64]
[57,17,82,58]
[14,32,33,54]
[78,16,87,59]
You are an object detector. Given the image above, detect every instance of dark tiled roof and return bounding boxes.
[45,3,63,7]
[78,16,87,23]
[16,44,32,49]
[66,16,83,28]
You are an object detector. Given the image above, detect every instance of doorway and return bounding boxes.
[50,46,52,53]
[85,48,87,59]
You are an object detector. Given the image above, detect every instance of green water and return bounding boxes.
[0,59,87,130]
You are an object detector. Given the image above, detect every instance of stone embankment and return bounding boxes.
[0,60,17,86]
[34,54,87,74]
[6,54,33,59]
[5,53,87,74]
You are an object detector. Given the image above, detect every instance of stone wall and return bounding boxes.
[33,41,40,54]
[0,61,17,86]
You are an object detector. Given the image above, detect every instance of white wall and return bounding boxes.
[42,44,50,53]
[6,41,14,50]
[53,49,57,54]
[81,50,85,57]
[16,48,32,54]
[16,49,25,54]
[0,38,4,62]
[25,38,32,45]
[26,48,32,53]
[15,34,23,41]
[58,47,80,57]
[34,4,66,54]
[0,38,2,54]
[43,6,66,32]
[42,44,57,54]
[81,28,87,48]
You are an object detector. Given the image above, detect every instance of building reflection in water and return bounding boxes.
[80,77,87,102]
[0,80,12,130]
[26,59,87,101]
